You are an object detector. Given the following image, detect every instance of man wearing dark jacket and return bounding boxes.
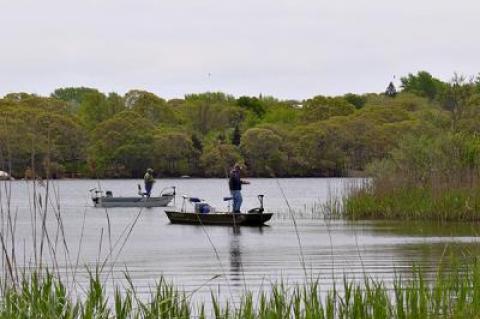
[228,163,249,213]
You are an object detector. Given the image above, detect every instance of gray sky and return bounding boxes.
[0,0,479,100]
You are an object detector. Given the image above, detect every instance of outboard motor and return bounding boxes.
[89,188,103,205]
[161,186,176,197]
[248,195,264,214]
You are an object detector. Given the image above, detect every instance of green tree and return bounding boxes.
[185,92,236,105]
[0,96,87,177]
[439,74,476,131]
[240,128,286,176]
[50,87,102,113]
[106,92,126,117]
[400,71,446,100]
[237,96,265,117]
[89,111,156,177]
[191,133,203,152]
[343,93,367,109]
[231,125,241,146]
[125,90,178,125]
[200,143,243,177]
[293,125,347,176]
[153,132,197,176]
[302,96,355,122]
[78,91,109,130]
[261,103,299,125]
[183,98,241,135]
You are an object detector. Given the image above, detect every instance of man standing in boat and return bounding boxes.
[144,168,155,197]
[229,163,250,213]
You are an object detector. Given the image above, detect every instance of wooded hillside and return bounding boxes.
[1,71,479,178]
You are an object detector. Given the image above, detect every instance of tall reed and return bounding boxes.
[1,260,480,318]
[341,133,480,221]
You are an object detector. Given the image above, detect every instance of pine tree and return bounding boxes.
[232,125,241,146]
[385,82,397,97]
[191,134,203,152]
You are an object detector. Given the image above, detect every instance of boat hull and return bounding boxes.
[93,195,174,208]
[165,211,273,226]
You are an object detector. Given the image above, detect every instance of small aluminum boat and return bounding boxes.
[165,195,272,226]
[0,170,12,180]
[90,186,175,208]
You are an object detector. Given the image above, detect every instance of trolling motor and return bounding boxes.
[223,194,265,214]
[161,186,176,197]
[137,185,176,197]
[248,195,264,214]
[168,186,177,206]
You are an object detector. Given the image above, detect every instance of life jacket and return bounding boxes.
[144,172,155,183]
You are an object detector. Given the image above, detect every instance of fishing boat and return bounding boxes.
[90,186,176,208]
[165,195,272,226]
[0,171,13,180]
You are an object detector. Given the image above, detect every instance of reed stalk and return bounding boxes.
[2,261,480,318]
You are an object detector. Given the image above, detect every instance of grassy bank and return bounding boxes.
[343,185,480,221]
[1,261,480,318]
[340,133,480,221]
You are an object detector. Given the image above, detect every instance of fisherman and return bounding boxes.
[228,163,250,213]
[144,168,155,197]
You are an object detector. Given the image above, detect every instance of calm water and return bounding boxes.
[2,178,480,303]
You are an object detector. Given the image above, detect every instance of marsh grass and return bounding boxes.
[338,133,480,221]
[1,261,480,318]
[342,182,480,221]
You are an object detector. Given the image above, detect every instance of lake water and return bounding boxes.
[1,178,480,304]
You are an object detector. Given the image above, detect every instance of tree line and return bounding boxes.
[1,71,480,178]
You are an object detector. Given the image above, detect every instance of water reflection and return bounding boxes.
[367,220,480,237]
[229,227,243,286]
[228,226,268,288]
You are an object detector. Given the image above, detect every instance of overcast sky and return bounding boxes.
[0,0,479,100]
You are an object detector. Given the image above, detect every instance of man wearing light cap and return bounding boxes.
[144,168,155,197]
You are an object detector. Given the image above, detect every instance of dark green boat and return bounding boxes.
[165,194,272,226]
[165,210,272,226]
